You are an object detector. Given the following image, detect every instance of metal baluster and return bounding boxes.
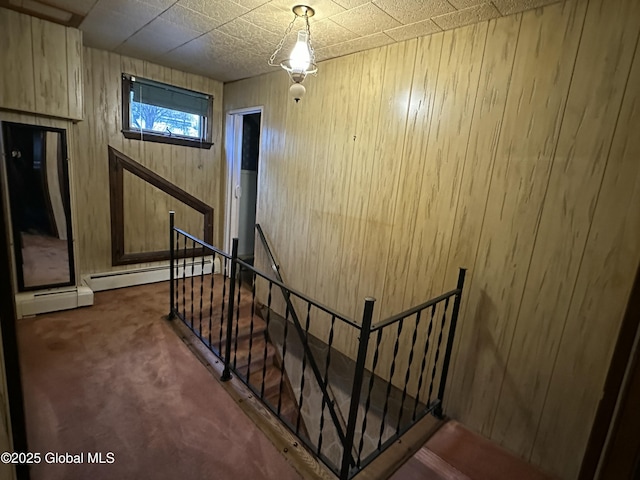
[208,256,215,347]
[340,298,374,480]
[413,304,437,420]
[218,259,228,353]
[261,282,273,399]
[358,328,383,466]
[427,298,450,406]
[378,318,404,449]
[296,303,312,435]
[198,253,205,338]
[436,269,467,417]
[246,270,257,383]
[175,229,179,316]
[168,211,175,319]
[233,264,242,370]
[190,239,195,329]
[277,303,291,416]
[221,239,238,381]
[182,235,187,322]
[396,311,421,434]
[317,314,336,456]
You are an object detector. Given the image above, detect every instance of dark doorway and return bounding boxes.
[580,263,640,479]
[237,112,261,266]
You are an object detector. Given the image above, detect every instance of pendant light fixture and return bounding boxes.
[268,5,317,103]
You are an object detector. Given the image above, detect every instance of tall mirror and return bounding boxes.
[1,122,75,291]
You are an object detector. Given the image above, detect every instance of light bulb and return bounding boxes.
[290,30,311,73]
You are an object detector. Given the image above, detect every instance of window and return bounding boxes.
[121,74,213,149]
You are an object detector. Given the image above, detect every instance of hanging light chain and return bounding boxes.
[305,13,317,73]
[268,15,298,66]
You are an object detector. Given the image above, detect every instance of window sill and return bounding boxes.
[122,130,213,149]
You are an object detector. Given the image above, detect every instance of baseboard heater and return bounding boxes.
[83,256,221,293]
[15,257,221,318]
[16,286,94,319]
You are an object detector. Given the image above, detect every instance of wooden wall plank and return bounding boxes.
[0,9,82,120]
[72,47,223,275]
[491,0,640,462]
[530,21,640,479]
[456,0,586,438]
[377,33,444,320]
[0,8,35,112]
[445,13,521,415]
[222,2,640,477]
[334,46,388,322]
[354,39,418,321]
[32,17,69,118]
[66,27,83,120]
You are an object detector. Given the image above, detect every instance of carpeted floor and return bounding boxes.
[21,232,70,287]
[17,281,302,480]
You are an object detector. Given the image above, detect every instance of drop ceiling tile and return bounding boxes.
[239,3,295,35]
[117,17,201,58]
[492,0,561,15]
[432,2,500,30]
[330,2,401,36]
[177,0,248,23]
[448,0,486,8]
[315,31,394,61]
[216,17,283,55]
[162,34,269,82]
[331,0,370,8]
[81,5,152,49]
[267,0,346,20]
[373,0,455,24]
[139,0,176,9]
[310,18,359,48]
[384,18,441,42]
[229,0,271,9]
[93,0,165,20]
[161,4,219,33]
[45,0,96,15]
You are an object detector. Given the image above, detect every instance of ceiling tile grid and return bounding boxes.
[14,0,563,82]
[384,18,442,43]
[432,2,501,30]
[372,0,456,23]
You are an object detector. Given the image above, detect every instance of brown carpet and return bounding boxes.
[21,232,70,287]
[17,281,302,480]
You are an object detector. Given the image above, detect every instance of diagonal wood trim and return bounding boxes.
[108,146,213,266]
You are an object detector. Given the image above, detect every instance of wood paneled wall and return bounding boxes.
[223,0,640,477]
[0,8,83,121]
[73,47,224,276]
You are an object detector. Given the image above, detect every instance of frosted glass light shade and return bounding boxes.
[289,31,311,73]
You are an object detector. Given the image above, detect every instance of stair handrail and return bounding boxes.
[255,223,350,448]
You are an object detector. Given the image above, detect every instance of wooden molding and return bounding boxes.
[0,0,84,27]
[108,146,213,266]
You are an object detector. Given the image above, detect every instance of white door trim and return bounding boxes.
[224,106,263,256]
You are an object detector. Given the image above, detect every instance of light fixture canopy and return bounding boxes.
[268,5,317,101]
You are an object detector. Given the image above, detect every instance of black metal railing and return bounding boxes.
[168,212,466,480]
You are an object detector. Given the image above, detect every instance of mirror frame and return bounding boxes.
[1,121,76,292]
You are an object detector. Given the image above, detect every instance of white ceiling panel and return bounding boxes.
[4,0,564,82]
[432,2,500,30]
[372,0,455,24]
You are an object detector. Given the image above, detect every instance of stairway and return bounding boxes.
[390,421,554,480]
[177,273,303,428]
